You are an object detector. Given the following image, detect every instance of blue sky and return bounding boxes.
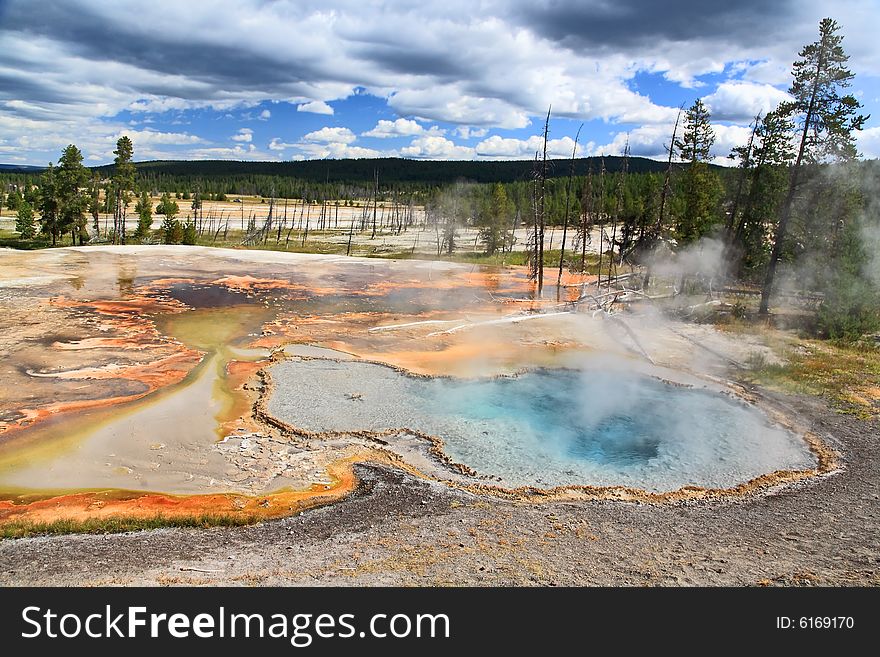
[0,0,878,166]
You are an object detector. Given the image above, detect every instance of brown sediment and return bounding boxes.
[0,349,200,441]
[210,275,315,295]
[363,269,534,296]
[51,295,189,316]
[361,340,586,377]
[220,358,271,436]
[1,290,203,441]
[144,275,317,298]
[0,455,362,526]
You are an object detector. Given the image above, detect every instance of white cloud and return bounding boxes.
[296,100,334,115]
[856,126,880,159]
[592,122,754,162]
[591,123,675,160]
[362,118,433,138]
[187,143,275,160]
[711,123,755,160]
[231,127,253,142]
[475,134,582,159]
[295,142,384,159]
[115,128,205,146]
[702,81,791,122]
[455,126,489,140]
[302,126,356,144]
[268,137,297,151]
[401,135,475,160]
[259,109,271,120]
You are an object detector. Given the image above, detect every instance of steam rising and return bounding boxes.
[267,358,815,493]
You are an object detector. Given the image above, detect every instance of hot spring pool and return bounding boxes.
[267,359,817,492]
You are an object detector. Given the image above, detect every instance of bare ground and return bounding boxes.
[0,389,877,587]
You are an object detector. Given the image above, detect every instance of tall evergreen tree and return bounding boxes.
[112,136,135,244]
[56,144,89,245]
[38,163,61,245]
[675,99,721,243]
[760,17,869,314]
[675,99,714,163]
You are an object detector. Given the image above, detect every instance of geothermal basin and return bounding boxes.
[0,245,827,526]
[267,359,816,492]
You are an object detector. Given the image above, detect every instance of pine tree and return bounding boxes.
[56,144,89,245]
[157,192,181,244]
[112,136,136,244]
[38,163,61,245]
[731,109,795,277]
[15,200,36,239]
[760,17,869,314]
[5,188,22,212]
[675,99,721,243]
[675,99,715,164]
[182,219,197,245]
[156,192,179,219]
[133,191,153,240]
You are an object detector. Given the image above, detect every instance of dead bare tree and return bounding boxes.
[370,169,379,239]
[642,106,683,288]
[556,125,582,293]
[656,106,683,237]
[537,106,550,295]
[577,165,594,273]
[596,157,606,288]
[610,137,630,274]
[724,113,761,241]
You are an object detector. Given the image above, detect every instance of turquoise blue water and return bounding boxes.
[268,360,818,492]
[426,370,669,467]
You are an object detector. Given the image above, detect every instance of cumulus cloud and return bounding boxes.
[114,128,205,146]
[362,118,433,138]
[475,134,582,159]
[401,135,475,160]
[591,124,671,159]
[454,126,489,140]
[302,126,356,144]
[702,81,791,122]
[188,143,275,160]
[295,142,384,159]
[268,137,297,151]
[231,127,253,142]
[592,121,754,162]
[296,100,334,115]
[259,109,271,120]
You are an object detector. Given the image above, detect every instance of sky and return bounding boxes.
[0,0,878,167]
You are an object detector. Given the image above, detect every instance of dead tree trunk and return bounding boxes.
[557,125,581,292]
[536,106,550,296]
